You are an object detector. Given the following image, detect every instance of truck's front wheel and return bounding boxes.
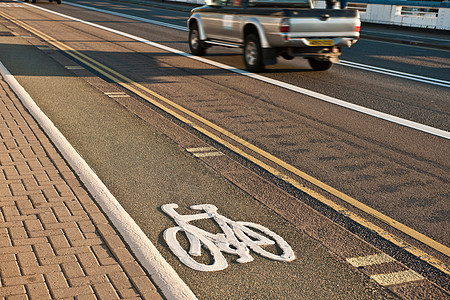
[244,33,264,72]
[189,23,206,56]
[308,58,333,71]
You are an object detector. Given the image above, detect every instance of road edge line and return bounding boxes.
[0,61,197,300]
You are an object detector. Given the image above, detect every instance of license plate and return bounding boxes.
[308,39,334,46]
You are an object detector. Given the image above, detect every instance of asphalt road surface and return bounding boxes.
[0,0,448,298]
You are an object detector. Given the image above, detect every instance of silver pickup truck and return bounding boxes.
[188,0,360,71]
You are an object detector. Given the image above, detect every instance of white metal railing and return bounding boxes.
[313,0,450,29]
[176,0,450,29]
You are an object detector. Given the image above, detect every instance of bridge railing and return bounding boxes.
[314,0,450,29]
[169,0,450,29]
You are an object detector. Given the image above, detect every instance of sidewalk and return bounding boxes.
[0,74,162,299]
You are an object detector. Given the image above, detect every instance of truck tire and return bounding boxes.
[308,58,333,71]
[57,0,62,4]
[244,33,264,72]
[189,23,207,56]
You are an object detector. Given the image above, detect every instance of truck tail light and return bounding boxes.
[280,18,290,33]
[355,25,361,32]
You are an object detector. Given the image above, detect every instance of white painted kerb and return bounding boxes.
[0,61,197,300]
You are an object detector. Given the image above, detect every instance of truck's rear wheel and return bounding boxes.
[244,33,264,72]
[308,58,333,71]
[189,23,206,56]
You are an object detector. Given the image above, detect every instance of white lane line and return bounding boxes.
[67,1,188,31]
[370,270,424,286]
[346,253,395,267]
[0,61,197,300]
[339,60,450,88]
[0,3,24,7]
[24,1,450,141]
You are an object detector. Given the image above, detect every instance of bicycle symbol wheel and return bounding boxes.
[233,221,295,262]
[164,226,229,271]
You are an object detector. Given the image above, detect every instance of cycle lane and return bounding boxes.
[0,3,424,299]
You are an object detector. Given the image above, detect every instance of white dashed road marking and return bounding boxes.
[104,92,130,98]
[65,65,85,70]
[346,253,395,267]
[371,270,424,286]
[187,146,224,158]
[347,253,424,286]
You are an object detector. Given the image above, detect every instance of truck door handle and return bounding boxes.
[320,14,330,21]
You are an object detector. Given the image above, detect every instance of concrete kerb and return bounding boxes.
[0,60,197,300]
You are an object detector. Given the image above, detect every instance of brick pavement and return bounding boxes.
[0,73,163,299]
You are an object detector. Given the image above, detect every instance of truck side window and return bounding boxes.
[225,0,242,7]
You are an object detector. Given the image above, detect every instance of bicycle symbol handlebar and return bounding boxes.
[162,204,295,271]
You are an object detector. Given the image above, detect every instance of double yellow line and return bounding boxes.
[1,10,448,274]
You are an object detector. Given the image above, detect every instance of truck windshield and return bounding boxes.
[248,0,310,7]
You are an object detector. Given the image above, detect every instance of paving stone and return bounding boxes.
[0,259,21,278]
[2,274,45,286]
[44,271,69,290]
[68,274,109,287]
[0,285,27,297]
[16,251,39,267]
[60,261,85,279]
[0,59,162,300]
[26,281,52,300]
[50,285,94,299]
[92,282,121,299]
[6,294,30,300]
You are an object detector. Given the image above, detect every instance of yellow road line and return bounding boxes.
[2,10,448,274]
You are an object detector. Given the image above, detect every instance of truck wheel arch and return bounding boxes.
[243,20,270,49]
[243,21,276,66]
[188,15,207,41]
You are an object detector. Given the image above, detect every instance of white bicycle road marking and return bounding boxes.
[25,2,450,139]
[162,204,295,271]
